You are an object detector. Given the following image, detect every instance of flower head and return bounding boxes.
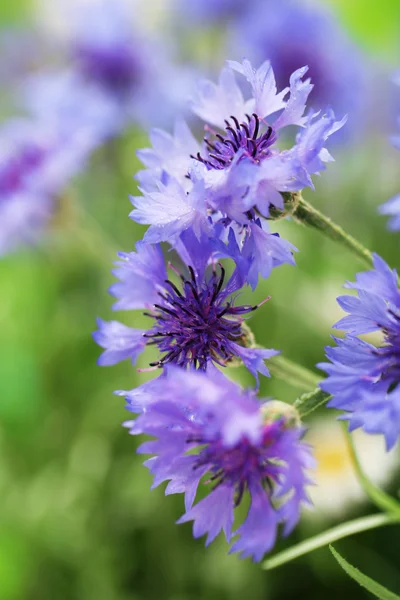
[318,254,400,449]
[94,229,278,384]
[125,367,314,561]
[131,59,344,281]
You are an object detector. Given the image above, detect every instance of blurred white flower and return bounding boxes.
[306,417,399,517]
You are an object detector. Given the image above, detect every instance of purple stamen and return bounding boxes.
[193,114,277,171]
[143,263,268,369]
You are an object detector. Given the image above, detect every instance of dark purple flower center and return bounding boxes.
[74,43,142,94]
[192,424,282,506]
[192,113,277,170]
[143,264,262,370]
[0,144,45,199]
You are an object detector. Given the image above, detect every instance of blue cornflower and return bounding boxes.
[229,0,366,121]
[0,118,96,255]
[318,254,400,449]
[94,229,278,385]
[379,73,400,230]
[125,367,314,561]
[131,59,344,281]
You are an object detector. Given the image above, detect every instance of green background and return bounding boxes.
[1,1,400,598]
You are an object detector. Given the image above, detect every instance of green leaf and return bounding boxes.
[293,387,331,418]
[330,546,400,600]
[263,514,400,570]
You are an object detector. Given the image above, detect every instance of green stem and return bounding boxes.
[292,195,374,269]
[343,425,400,516]
[263,514,400,570]
[268,355,321,392]
[293,386,331,418]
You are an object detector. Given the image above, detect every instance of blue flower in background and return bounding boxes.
[318,254,400,449]
[172,0,248,25]
[23,70,124,144]
[131,59,344,281]
[125,367,314,561]
[70,0,145,97]
[94,229,278,385]
[379,73,400,230]
[21,0,195,144]
[229,0,366,125]
[0,118,96,255]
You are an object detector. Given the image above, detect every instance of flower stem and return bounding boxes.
[293,386,331,418]
[292,195,374,269]
[343,425,400,516]
[268,355,321,392]
[263,514,400,570]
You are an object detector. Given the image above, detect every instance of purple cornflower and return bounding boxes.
[318,254,400,449]
[94,229,278,385]
[131,59,344,281]
[0,118,96,255]
[229,0,366,121]
[125,367,314,561]
[378,73,400,230]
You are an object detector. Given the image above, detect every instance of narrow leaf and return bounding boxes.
[330,546,400,600]
[263,514,400,570]
[293,387,331,418]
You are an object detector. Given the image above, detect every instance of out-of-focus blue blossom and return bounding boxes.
[0,118,97,256]
[379,193,400,231]
[318,254,400,450]
[23,70,124,144]
[172,0,249,25]
[131,59,344,283]
[229,0,366,123]
[125,367,314,561]
[94,229,278,385]
[22,0,195,142]
[379,73,400,230]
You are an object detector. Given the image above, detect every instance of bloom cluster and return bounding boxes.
[94,58,348,560]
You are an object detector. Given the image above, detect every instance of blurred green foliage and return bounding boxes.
[1,1,400,599]
[330,0,400,56]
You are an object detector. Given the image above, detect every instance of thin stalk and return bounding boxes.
[292,195,374,269]
[343,425,400,516]
[263,514,400,570]
[268,355,321,392]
